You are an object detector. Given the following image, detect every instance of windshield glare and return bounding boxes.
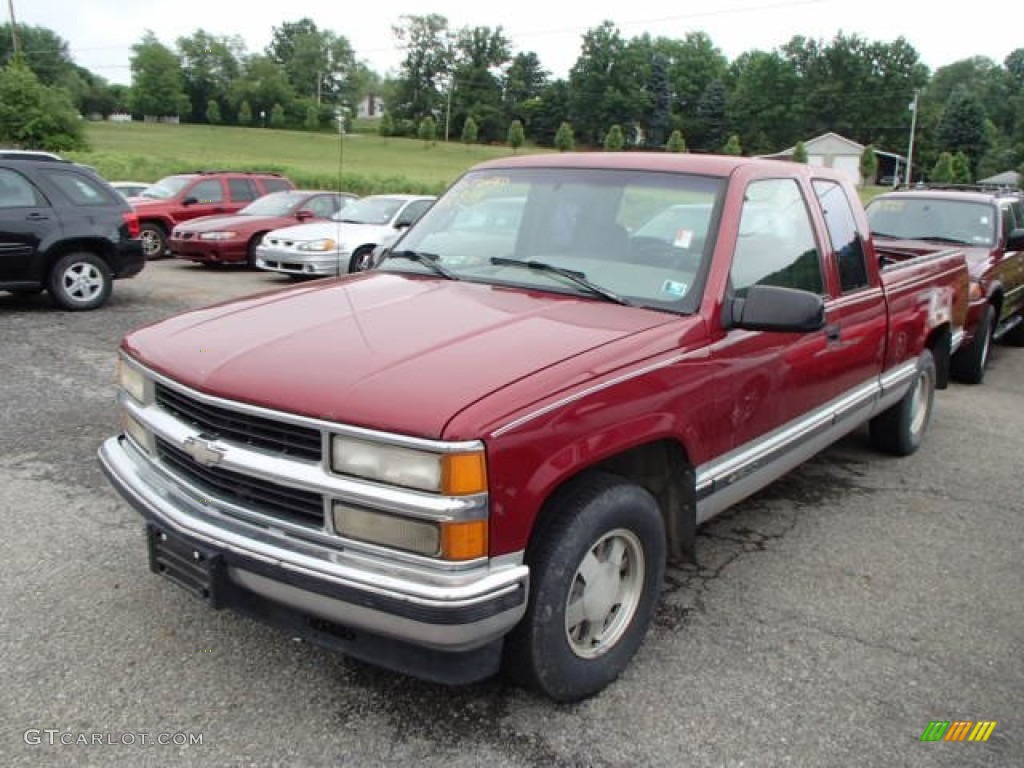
[141,176,191,200]
[334,197,404,224]
[381,168,723,311]
[239,191,307,216]
[866,197,996,247]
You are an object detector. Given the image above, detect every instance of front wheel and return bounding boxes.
[48,251,112,310]
[139,222,167,260]
[348,245,376,273]
[503,472,666,702]
[869,348,936,456]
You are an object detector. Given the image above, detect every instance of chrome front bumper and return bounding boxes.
[98,436,528,653]
[254,246,346,276]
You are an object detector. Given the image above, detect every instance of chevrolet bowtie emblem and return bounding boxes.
[182,436,226,466]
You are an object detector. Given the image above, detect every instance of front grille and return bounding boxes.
[157,438,324,528]
[156,382,322,461]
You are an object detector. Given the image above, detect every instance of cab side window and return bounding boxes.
[813,179,869,293]
[0,168,44,208]
[730,178,824,296]
[228,177,258,202]
[189,179,224,203]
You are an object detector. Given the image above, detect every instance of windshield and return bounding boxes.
[239,191,309,216]
[333,196,405,224]
[866,197,996,247]
[140,175,192,200]
[379,168,724,312]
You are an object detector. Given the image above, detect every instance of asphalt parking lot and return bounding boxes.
[2,259,1021,767]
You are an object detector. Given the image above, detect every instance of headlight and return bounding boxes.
[330,435,487,495]
[198,231,238,241]
[120,410,153,454]
[117,357,147,402]
[332,503,487,560]
[297,238,337,252]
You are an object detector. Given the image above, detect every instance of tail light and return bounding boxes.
[122,211,140,238]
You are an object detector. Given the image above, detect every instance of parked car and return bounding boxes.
[109,181,151,200]
[254,194,435,276]
[866,186,1024,383]
[100,153,969,702]
[131,171,295,259]
[169,190,357,267]
[0,154,143,310]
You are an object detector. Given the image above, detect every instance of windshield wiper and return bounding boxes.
[915,235,974,245]
[489,257,633,306]
[386,250,458,280]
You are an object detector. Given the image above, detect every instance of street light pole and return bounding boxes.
[905,90,919,187]
[6,0,21,58]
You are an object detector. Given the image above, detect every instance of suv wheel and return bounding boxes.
[49,251,112,310]
[139,223,167,260]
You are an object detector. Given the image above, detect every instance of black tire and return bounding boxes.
[869,348,936,456]
[503,472,666,702]
[348,245,376,273]
[1003,314,1024,347]
[246,234,267,267]
[950,304,994,384]
[139,222,167,260]
[48,251,112,311]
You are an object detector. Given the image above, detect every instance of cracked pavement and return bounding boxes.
[2,260,1021,767]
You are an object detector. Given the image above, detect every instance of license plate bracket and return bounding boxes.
[146,524,225,609]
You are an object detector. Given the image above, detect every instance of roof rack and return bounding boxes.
[899,182,1020,195]
[0,150,67,162]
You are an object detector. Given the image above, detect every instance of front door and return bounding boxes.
[0,168,53,283]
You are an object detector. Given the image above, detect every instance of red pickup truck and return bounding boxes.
[99,154,969,702]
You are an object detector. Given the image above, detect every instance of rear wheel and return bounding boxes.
[869,348,936,456]
[503,472,666,702]
[139,223,167,260]
[950,304,994,384]
[48,251,112,310]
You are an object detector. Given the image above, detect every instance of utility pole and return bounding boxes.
[7,0,20,59]
[444,76,454,142]
[905,90,919,187]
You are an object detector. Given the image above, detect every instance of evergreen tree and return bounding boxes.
[461,115,478,144]
[665,129,687,153]
[604,124,625,151]
[507,119,525,152]
[554,121,575,152]
[205,99,222,125]
[648,53,671,149]
[931,152,954,183]
[722,134,742,155]
[418,114,437,145]
[793,141,809,163]
[860,144,878,183]
[951,151,972,183]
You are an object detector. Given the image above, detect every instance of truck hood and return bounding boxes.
[124,273,676,438]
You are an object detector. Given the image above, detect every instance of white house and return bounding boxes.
[758,132,907,187]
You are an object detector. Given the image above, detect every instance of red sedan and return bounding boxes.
[169,190,357,266]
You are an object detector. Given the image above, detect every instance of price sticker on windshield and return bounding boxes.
[673,229,694,248]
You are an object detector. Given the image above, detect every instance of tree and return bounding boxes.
[604,124,625,151]
[951,151,972,183]
[461,115,478,144]
[693,79,728,152]
[665,129,687,152]
[726,50,801,156]
[722,134,742,155]
[390,15,454,123]
[860,144,878,183]
[449,26,511,143]
[238,100,253,125]
[129,31,189,117]
[931,152,954,182]
[229,54,295,122]
[937,85,989,176]
[528,80,570,146]
[554,121,575,152]
[177,30,243,122]
[304,104,319,130]
[647,53,672,149]
[270,103,286,128]
[418,114,437,145]
[379,112,394,136]
[0,24,77,89]
[507,119,525,151]
[503,51,549,131]
[793,141,809,163]
[0,62,87,151]
[206,99,222,124]
[267,18,360,109]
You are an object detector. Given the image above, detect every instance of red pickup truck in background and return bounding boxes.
[99,154,969,702]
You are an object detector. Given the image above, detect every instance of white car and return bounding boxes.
[109,180,152,200]
[255,194,435,276]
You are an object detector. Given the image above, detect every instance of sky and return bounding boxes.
[13,0,1024,85]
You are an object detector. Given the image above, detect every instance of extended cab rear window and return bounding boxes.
[42,170,120,206]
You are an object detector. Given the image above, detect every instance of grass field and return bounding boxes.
[67,121,891,201]
[69,122,546,195]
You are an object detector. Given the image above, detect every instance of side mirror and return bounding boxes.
[1006,228,1024,251]
[181,196,198,206]
[727,284,825,333]
[295,209,314,220]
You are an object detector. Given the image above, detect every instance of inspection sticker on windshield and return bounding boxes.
[673,229,694,248]
[661,279,688,298]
